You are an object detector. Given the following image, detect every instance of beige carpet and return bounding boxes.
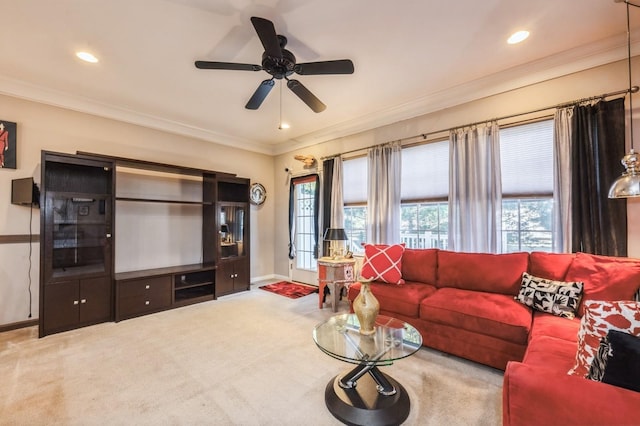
[0,283,503,425]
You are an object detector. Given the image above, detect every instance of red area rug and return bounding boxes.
[259,281,318,299]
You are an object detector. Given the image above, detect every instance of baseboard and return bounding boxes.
[250,274,289,284]
[0,319,38,333]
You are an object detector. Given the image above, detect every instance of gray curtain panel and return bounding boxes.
[448,122,502,253]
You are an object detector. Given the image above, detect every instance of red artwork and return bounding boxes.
[0,120,16,169]
[0,122,8,168]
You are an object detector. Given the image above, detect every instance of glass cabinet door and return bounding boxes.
[46,192,112,279]
[219,203,246,259]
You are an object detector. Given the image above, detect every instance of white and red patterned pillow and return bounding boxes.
[360,243,406,285]
[568,300,640,377]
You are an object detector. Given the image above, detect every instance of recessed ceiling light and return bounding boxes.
[76,51,98,63]
[507,30,530,45]
[279,122,290,130]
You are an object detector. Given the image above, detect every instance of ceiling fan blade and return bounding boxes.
[245,79,275,110]
[195,61,261,71]
[287,79,326,113]
[250,17,282,59]
[294,59,354,75]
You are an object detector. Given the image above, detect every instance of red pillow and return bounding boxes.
[436,250,529,294]
[401,248,438,284]
[529,251,575,281]
[564,252,640,317]
[568,300,640,377]
[360,243,405,285]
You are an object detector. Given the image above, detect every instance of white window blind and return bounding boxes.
[343,156,367,204]
[401,140,449,201]
[500,119,554,196]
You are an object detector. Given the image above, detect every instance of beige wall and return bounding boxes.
[274,58,640,277]
[3,58,640,327]
[0,95,275,326]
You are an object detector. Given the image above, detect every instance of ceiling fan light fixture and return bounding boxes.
[507,30,530,44]
[195,16,353,113]
[76,51,98,63]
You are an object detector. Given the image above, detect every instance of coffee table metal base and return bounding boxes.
[325,369,410,426]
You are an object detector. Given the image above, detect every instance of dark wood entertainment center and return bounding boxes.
[39,150,250,337]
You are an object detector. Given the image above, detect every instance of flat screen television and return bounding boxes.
[11,177,40,207]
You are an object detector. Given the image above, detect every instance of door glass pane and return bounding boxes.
[50,194,108,277]
[295,181,317,271]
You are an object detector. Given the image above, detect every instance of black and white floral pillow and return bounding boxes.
[515,272,583,319]
[587,334,612,382]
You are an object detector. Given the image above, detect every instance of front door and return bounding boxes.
[290,175,319,284]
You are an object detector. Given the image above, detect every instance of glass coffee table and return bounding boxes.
[313,314,423,426]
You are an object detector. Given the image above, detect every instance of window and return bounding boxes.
[400,141,449,249]
[502,198,553,252]
[341,119,556,254]
[344,205,367,254]
[400,202,449,249]
[343,156,368,255]
[500,119,554,253]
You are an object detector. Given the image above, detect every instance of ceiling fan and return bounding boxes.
[195,17,354,113]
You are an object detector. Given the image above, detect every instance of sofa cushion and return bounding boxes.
[529,311,580,343]
[436,250,529,295]
[515,272,583,320]
[564,252,640,316]
[401,248,438,284]
[569,300,640,377]
[420,287,532,345]
[522,335,577,374]
[528,251,575,281]
[361,243,406,285]
[348,280,436,318]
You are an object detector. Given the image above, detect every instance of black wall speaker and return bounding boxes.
[11,177,40,207]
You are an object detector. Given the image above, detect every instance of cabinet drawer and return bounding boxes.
[118,291,172,318]
[118,276,171,298]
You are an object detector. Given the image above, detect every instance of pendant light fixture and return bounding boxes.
[609,0,640,198]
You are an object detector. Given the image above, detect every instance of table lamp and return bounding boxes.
[324,228,348,259]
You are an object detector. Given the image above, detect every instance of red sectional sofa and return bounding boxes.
[347,249,640,425]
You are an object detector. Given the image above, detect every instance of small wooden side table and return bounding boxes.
[317,257,356,311]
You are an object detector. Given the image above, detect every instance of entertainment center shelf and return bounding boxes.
[115,263,216,321]
[115,197,213,205]
[39,150,250,337]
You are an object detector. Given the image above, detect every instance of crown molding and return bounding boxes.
[0,33,637,157]
[0,76,274,155]
[272,32,639,155]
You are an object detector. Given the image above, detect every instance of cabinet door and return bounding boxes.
[233,260,249,292]
[43,280,80,333]
[44,192,112,281]
[79,276,112,324]
[218,203,247,260]
[216,262,235,296]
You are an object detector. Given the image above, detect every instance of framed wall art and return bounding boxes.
[0,120,16,169]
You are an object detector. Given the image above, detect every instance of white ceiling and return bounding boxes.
[0,0,638,155]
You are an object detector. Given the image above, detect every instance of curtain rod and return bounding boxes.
[321,86,637,160]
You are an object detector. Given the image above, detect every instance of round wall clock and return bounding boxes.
[250,182,266,205]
